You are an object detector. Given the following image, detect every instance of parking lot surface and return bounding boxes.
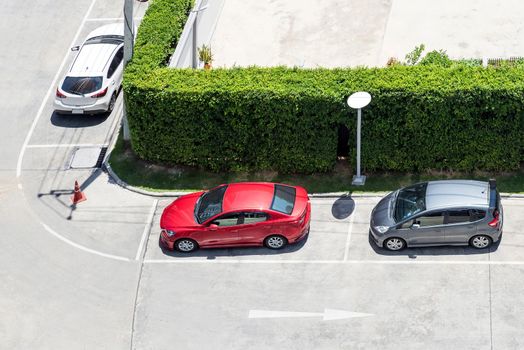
[4,0,524,348]
[132,196,524,349]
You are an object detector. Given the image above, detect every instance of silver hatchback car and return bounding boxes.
[369,180,503,251]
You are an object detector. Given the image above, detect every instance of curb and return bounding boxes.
[104,163,524,199]
[104,163,188,198]
[104,163,386,198]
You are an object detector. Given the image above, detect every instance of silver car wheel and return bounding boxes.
[385,238,405,251]
[177,239,195,252]
[471,235,491,249]
[266,236,285,249]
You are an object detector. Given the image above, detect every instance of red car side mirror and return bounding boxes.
[209,224,218,230]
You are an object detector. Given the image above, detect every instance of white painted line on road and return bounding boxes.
[42,223,131,262]
[85,17,143,22]
[16,0,98,178]
[248,309,373,321]
[145,259,341,264]
[143,258,524,265]
[86,17,123,21]
[135,199,159,261]
[26,144,109,149]
[343,209,356,261]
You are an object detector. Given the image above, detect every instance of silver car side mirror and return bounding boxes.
[71,46,80,51]
[411,223,420,229]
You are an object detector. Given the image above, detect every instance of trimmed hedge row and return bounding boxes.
[124,0,524,173]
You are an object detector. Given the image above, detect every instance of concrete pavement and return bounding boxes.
[210,0,524,68]
[3,1,524,349]
[1,0,149,348]
[132,196,524,350]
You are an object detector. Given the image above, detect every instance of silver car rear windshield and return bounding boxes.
[62,76,103,95]
[195,185,228,224]
[394,183,427,222]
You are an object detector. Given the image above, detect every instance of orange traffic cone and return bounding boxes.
[71,180,87,204]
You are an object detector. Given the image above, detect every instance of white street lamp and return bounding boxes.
[347,91,372,186]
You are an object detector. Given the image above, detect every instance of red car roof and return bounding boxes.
[222,182,276,213]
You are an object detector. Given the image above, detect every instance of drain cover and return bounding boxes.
[69,147,107,169]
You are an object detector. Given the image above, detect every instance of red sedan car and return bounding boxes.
[160,182,311,252]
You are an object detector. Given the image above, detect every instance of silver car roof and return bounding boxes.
[425,180,489,210]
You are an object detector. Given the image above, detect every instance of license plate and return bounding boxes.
[72,109,84,114]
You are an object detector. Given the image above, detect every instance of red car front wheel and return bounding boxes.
[264,235,287,250]
[175,238,198,253]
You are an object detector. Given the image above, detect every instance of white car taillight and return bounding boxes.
[91,87,108,98]
[56,88,66,98]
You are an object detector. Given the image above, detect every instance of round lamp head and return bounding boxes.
[347,91,372,109]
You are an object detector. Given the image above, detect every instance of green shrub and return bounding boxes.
[124,0,524,174]
[453,58,483,67]
[405,44,425,66]
[419,50,452,67]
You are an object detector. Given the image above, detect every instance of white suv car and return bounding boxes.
[54,24,124,115]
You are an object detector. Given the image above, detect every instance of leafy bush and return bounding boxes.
[419,50,452,67]
[454,58,483,67]
[124,0,524,174]
[405,44,425,66]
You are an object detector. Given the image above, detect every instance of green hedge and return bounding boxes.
[124,0,524,173]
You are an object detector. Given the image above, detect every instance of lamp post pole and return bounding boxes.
[356,107,362,178]
[122,0,134,142]
[347,92,372,186]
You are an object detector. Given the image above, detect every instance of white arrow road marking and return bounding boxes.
[248,309,373,321]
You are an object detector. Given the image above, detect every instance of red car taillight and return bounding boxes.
[488,210,499,228]
[296,209,307,225]
[56,88,66,98]
[91,87,108,98]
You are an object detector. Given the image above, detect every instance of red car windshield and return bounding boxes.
[195,186,228,224]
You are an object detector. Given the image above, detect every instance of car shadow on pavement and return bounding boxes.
[159,233,310,259]
[50,111,108,128]
[331,194,355,220]
[368,233,501,257]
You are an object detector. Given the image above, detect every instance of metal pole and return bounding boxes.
[356,108,361,177]
[123,0,134,141]
[192,6,198,68]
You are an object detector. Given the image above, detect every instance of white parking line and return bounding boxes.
[343,208,356,261]
[86,17,123,21]
[42,223,131,262]
[85,17,143,22]
[143,259,524,265]
[135,199,158,261]
[26,144,109,149]
[16,0,98,178]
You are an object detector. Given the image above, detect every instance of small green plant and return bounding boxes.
[419,49,452,67]
[405,43,425,65]
[198,44,213,67]
[454,58,482,67]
